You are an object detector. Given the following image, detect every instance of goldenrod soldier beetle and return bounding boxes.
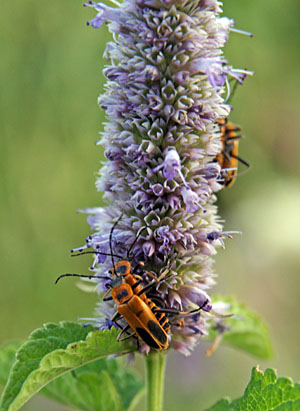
[56,218,209,350]
[215,118,250,187]
[106,267,208,350]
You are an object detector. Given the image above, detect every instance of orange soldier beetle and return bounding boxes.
[215,118,250,188]
[214,77,250,188]
[56,219,209,350]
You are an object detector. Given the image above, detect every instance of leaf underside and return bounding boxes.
[207,366,300,411]
[0,322,138,411]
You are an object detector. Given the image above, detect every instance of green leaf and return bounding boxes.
[207,367,300,410]
[0,343,20,387]
[0,341,144,411]
[0,322,137,411]
[127,387,145,411]
[42,358,144,411]
[98,357,144,410]
[208,296,273,359]
[44,368,121,411]
[206,398,232,411]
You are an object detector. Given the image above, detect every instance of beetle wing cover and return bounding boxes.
[117,295,169,349]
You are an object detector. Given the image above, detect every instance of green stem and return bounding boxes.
[145,351,167,411]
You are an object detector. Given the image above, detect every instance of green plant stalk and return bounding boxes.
[145,351,167,411]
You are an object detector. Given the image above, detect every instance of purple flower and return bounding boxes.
[143,240,155,257]
[190,57,227,88]
[77,0,252,354]
[84,1,129,30]
[180,186,205,213]
[178,286,211,309]
[153,147,187,185]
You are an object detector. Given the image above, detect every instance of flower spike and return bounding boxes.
[74,0,253,353]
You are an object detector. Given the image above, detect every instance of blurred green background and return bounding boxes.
[0,0,299,409]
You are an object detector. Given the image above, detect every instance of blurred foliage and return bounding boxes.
[0,0,299,410]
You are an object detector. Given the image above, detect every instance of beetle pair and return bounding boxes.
[56,222,209,350]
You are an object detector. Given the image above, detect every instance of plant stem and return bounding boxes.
[145,351,167,411]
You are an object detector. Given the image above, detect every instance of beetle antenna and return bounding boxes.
[55,273,112,284]
[71,250,124,259]
[127,225,148,259]
[226,78,239,104]
[109,214,123,273]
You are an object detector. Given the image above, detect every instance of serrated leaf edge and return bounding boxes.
[1,326,136,411]
[206,367,300,411]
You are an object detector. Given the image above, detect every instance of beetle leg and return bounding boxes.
[153,299,209,316]
[118,331,137,342]
[117,324,131,341]
[132,274,143,281]
[132,262,145,275]
[111,312,122,325]
[131,278,143,291]
[103,295,113,301]
[136,268,171,296]
[142,267,169,283]
[111,312,120,320]
[116,325,140,345]
[152,307,195,316]
[146,294,166,308]
[103,288,112,301]
[221,150,232,161]
[230,153,250,168]
[137,280,158,296]
[226,134,242,141]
